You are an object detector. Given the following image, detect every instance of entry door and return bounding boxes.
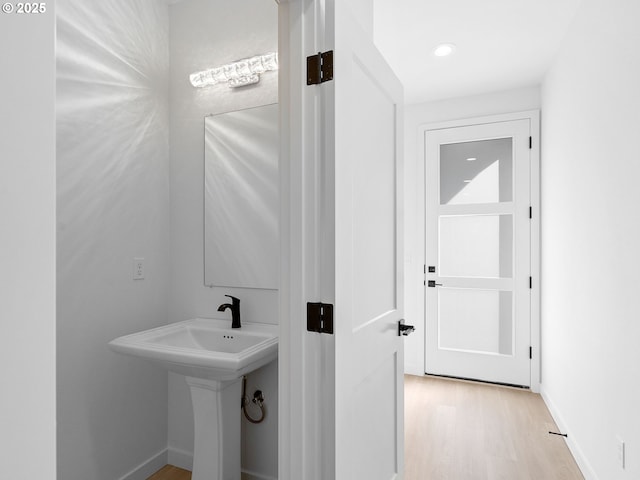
[328,2,405,478]
[425,120,531,387]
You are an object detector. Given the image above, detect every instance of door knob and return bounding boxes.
[428,280,443,287]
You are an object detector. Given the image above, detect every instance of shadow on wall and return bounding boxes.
[56,0,171,478]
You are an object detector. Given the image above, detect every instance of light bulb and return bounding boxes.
[434,43,456,57]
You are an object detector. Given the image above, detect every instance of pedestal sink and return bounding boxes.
[108,318,278,480]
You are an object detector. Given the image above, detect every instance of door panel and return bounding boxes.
[351,355,398,478]
[438,287,513,355]
[426,120,530,387]
[350,56,397,329]
[439,214,513,278]
[330,2,404,478]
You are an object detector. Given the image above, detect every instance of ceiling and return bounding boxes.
[373,0,583,105]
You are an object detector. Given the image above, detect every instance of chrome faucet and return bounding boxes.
[217,295,241,328]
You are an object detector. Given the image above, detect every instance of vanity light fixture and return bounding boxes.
[189,52,278,89]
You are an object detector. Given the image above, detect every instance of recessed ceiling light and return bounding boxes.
[463,180,472,183]
[466,157,477,161]
[433,43,456,57]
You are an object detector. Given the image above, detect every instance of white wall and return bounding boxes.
[0,8,56,479]
[168,0,279,477]
[403,87,541,375]
[348,0,373,37]
[540,0,640,478]
[56,1,171,478]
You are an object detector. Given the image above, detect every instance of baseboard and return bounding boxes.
[118,448,168,480]
[167,446,193,472]
[166,447,276,480]
[241,469,278,480]
[540,385,599,480]
[403,365,424,377]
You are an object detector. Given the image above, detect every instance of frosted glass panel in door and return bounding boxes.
[439,214,513,278]
[440,138,513,205]
[439,289,513,355]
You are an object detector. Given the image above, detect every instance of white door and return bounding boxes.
[328,2,405,479]
[425,120,531,387]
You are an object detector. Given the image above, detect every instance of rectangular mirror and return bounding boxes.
[204,103,279,289]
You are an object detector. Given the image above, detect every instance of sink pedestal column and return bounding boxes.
[186,376,242,480]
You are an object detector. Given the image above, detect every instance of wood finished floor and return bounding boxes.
[147,465,191,480]
[147,375,584,480]
[405,375,584,480]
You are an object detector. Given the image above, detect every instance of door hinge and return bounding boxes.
[529,206,532,219]
[307,50,334,85]
[529,136,532,149]
[529,346,533,359]
[529,276,532,289]
[307,302,334,334]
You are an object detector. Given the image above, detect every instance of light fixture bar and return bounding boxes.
[190,52,278,89]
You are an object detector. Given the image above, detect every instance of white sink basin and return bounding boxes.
[110,317,278,479]
[108,318,278,381]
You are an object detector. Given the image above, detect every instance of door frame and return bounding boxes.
[277,1,335,479]
[277,1,404,478]
[416,111,541,392]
